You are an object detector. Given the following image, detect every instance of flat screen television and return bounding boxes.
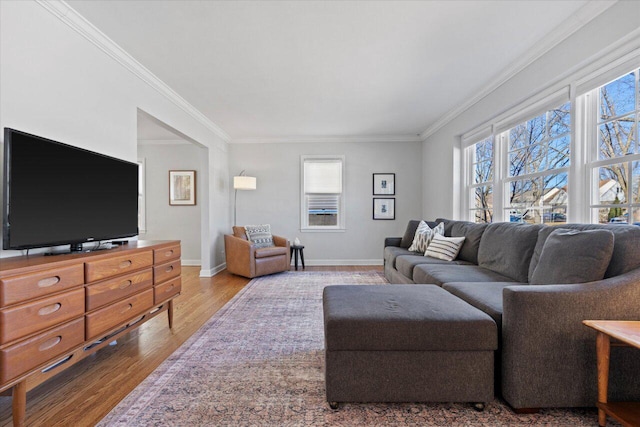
[2,128,139,251]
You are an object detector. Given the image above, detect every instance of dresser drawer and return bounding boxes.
[85,289,154,340]
[154,277,181,304]
[85,251,153,283]
[86,269,153,311]
[153,244,181,264]
[0,288,85,345]
[0,264,84,308]
[0,317,84,384]
[154,260,181,285]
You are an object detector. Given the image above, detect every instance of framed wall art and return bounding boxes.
[373,173,395,195]
[373,198,395,220]
[169,170,196,205]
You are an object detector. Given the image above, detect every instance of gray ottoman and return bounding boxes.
[323,284,497,408]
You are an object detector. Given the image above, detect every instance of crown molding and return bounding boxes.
[137,139,192,146]
[231,134,423,144]
[419,0,617,142]
[37,0,231,143]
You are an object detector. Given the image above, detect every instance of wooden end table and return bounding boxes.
[583,320,640,427]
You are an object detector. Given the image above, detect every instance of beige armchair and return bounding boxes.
[224,226,291,278]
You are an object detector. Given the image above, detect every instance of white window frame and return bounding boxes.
[300,155,345,232]
[584,68,640,224]
[137,158,146,233]
[463,132,496,223]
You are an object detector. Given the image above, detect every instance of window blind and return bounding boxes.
[304,160,342,194]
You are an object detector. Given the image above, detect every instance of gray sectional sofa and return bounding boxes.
[383,218,640,410]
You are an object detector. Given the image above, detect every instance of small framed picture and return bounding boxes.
[169,170,196,205]
[373,173,395,195]
[373,198,395,220]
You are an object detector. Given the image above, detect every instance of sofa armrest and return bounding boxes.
[501,268,640,408]
[224,234,256,278]
[385,237,402,248]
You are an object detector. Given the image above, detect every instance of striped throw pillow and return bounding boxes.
[408,221,444,253]
[244,224,275,248]
[425,234,466,261]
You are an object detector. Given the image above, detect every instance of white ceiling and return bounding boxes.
[68,0,606,142]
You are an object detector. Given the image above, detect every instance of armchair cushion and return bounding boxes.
[255,246,288,259]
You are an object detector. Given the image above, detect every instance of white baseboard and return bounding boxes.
[181,259,201,266]
[200,262,226,277]
[295,259,383,266]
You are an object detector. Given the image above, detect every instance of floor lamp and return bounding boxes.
[233,170,257,226]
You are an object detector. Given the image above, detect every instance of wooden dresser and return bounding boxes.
[0,240,181,426]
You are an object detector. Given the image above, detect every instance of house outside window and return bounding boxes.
[301,155,345,231]
[588,69,640,224]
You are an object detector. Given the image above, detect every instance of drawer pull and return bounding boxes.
[121,303,133,314]
[38,303,62,316]
[119,260,133,269]
[164,250,174,257]
[164,284,175,293]
[37,276,61,288]
[165,266,174,273]
[119,280,133,290]
[39,336,62,351]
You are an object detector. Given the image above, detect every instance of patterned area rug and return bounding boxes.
[99,271,606,426]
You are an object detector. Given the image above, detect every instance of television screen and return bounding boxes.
[3,128,139,250]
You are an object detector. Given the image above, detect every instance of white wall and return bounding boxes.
[422,1,640,220]
[229,141,423,264]
[138,143,204,264]
[0,1,229,273]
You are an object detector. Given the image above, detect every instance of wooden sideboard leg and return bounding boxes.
[168,299,174,329]
[12,380,27,427]
[596,331,611,427]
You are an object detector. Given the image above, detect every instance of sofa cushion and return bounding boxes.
[443,282,519,328]
[529,229,614,285]
[528,223,640,280]
[254,245,288,259]
[477,222,542,283]
[323,284,497,351]
[425,234,466,261]
[384,246,416,269]
[408,221,444,253]
[435,219,488,264]
[413,264,515,286]
[396,255,472,279]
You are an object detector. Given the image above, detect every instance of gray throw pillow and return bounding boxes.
[529,229,614,285]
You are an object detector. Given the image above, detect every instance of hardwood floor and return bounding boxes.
[0,265,381,426]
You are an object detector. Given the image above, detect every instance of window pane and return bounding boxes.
[598,116,636,160]
[598,164,628,204]
[508,178,541,206]
[548,102,571,138]
[509,115,546,150]
[633,208,640,224]
[543,172,568,209]
[307,195,338,226]
[548,136,570,169]
[510,144,544,176]
[600,72,636,121]
[474,186,493,210]
[473,210,493,224]
[595,207,628,224]
[475,139,492,163]
[474,160,493,184]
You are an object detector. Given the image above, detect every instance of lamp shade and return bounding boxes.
[234,175,256,190]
